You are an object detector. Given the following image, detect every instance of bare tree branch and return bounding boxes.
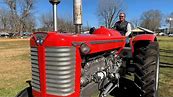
[40,12,74,32]
[97,0,125,28]
[140,10,162,31]
[2,0,36,34]
[0,9,9,32]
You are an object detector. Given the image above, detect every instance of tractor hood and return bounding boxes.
[30,27,126,54]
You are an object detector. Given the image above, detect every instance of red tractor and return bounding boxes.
[16,0,159,97]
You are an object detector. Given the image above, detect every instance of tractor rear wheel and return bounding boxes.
[134,41,159,97]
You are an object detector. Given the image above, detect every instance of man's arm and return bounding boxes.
[125,23,131,37]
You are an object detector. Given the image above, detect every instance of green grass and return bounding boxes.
[0,39,31,97]
[158,36,173,64]
[157,36,173,97]
[159,67,173,97]
[0,37,173,97]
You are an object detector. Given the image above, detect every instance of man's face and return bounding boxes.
[119,13,125,22]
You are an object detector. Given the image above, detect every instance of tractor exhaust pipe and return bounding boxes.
[73,0,82,34]
[49,0,60,31]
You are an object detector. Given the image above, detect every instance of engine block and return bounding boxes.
[80,51,122,88]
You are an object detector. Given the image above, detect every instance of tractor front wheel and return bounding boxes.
[15,87,32,97]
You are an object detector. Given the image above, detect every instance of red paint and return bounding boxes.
[38,46,46,97]
[74,48,82,97]
[29,27,158,97]
[130,38,134,56]
[131,34,157,56]
[93,26,122,36]
[32,90,41,97]
[132,34,156,44]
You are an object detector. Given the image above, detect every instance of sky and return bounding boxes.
[1,0,173,28]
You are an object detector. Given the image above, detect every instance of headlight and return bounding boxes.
[80,43,90,54]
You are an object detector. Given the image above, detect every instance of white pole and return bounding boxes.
[53,3,58,31]
[49,0,60,32]
[73,0,82,33]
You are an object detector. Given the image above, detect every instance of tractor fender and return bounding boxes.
[132,34,157,43]
[131,34,157,55]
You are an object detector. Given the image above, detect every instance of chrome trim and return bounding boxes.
[45,47,76,96]
[31,47,40,92]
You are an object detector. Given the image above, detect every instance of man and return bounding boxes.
[113,12,131,37]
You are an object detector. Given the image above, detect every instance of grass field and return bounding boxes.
[0,39,31,97]
[0,36,173,97]
[158,36,173,65]
[157,36,173,97]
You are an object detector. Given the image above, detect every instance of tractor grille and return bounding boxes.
[45,47,76,96]
[31,47,40,92]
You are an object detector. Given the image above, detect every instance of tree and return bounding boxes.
[58,18,74,32]
[40,13,53,31]
[22,16,36,32]
[169,12,173,18]
[19,0,35,32]
[167,12,173,32]
[0,9,10,32]
[4,0,18,32]
[97,0,124,28]
[2,0,36,33]
[140,10,162,31]
[40,12,75,32]
[130,18,140,28]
